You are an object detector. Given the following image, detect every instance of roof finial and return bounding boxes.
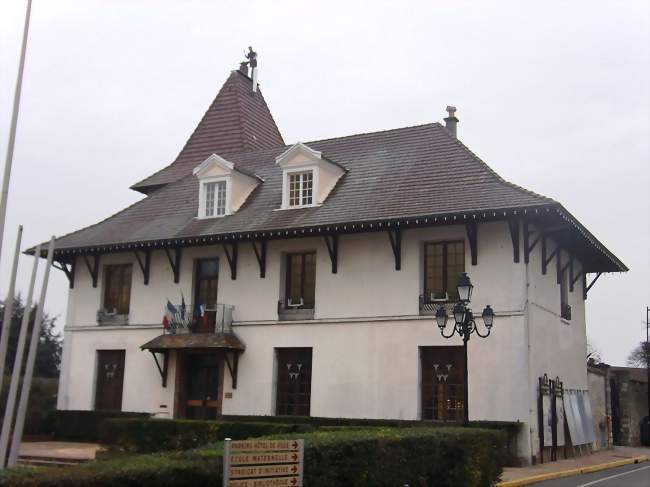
[241,46,258,92]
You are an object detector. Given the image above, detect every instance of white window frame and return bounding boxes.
[282,167,318,209]
[198,176,231,218]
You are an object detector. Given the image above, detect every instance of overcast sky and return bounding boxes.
[0,1,648,366]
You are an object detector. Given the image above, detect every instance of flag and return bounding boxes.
[164,300,177,332]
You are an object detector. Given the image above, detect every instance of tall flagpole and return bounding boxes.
[0,226,23,386]
[0,246,39,468]
[0,0,32,265]
[8,238,55,467]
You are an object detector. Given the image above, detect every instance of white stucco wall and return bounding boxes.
[58,220,591,463]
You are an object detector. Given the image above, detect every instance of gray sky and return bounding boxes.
[0,1,648,366]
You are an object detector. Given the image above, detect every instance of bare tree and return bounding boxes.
[627,341,650,368]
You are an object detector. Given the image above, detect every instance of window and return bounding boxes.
[288,171,313,207]
[103,264,132,315]
[423,241,465,302]
[420,346,465,421]
[560,270,571,320]
[276,348,312,416]
[285,252,316,309]
[204,181,226,217]
[193,258,219,332]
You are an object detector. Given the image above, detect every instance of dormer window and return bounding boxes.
[205,181,227,217]
[276,143,345,210]
[193,153,261,219]
[289,171,313,207]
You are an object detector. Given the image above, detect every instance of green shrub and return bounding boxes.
[52,410,150,442]
[2,427,505,487]
[98,418,315,453]
[291,427,505,487]
[0,449,222,487]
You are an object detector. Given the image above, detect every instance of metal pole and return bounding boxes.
[8,237,55,467]
[0,226,23,387]
[0,245,39,468]
[0,0,32,266]
[463,334,469,426]
[646,307,649,432]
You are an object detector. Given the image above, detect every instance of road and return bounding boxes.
[533,462,650,487]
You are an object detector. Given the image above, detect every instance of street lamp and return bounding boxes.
[435,273,494,425]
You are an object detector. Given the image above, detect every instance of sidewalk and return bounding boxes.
[498,446,650,486]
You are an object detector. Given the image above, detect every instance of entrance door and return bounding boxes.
[185,354,221,419]
[95,350,125,411]
[420,346,465,421]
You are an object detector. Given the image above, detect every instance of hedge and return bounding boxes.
[0,427,506,487]
[99,418,315,453]
[51,410,150,442]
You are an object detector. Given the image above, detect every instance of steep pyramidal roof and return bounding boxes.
[131,70,283,194]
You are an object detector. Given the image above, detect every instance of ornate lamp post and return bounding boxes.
[435,273,494,425]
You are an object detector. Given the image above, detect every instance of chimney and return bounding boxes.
[444,106,459,138]
[239,62,249,77]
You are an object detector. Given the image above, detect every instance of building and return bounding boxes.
[37,61,627,464]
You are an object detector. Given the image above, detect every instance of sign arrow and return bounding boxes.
[291,465,297,473]
[292,453,298,461]
[291,441,298,449]
[291,479,297,486]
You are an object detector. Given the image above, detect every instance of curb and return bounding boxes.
[496,455,648,487]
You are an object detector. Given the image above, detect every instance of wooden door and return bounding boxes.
[276,348,312,416]
[185,354,221,420]
[420,346,465,421]
[95,350,125,411]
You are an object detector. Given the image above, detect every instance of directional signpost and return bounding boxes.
[223,439,304,487]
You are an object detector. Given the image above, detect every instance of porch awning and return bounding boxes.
[140,332,246,353]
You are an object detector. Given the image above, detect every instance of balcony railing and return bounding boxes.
[163,303,234,334]
[419,294,454,316]
[277,299,315,321]
[97,309,129,326]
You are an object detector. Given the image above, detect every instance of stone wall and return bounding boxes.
[610,367,648,446]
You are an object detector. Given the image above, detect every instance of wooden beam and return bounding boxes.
[556,248,562,284]
[523,221,530,264]
[224,351,240,389]
[164,247,182,283]
[134,249,152,285]
[222,243,238,280]
[571,267,583,292]
[150,351,168,388]
[324,234,339,274]
[584,272,603,300]
[251,241,267,278]
[465,222,478,266]
[53,259,75,289]
[83,254,100,288]
[387,228,401,270]
[542,238,559,276]
[508,217,520,263]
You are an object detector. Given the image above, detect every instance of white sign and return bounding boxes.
[223,438,304,487]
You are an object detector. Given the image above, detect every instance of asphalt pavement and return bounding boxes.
[533,462,650,487]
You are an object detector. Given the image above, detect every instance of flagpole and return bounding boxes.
[0,0,32,266]
[8,237,55,467]
[0,245,39,468]
[0,226,23,388]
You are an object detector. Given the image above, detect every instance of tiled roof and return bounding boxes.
[131,70,284,193]
[39,70,626,273]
